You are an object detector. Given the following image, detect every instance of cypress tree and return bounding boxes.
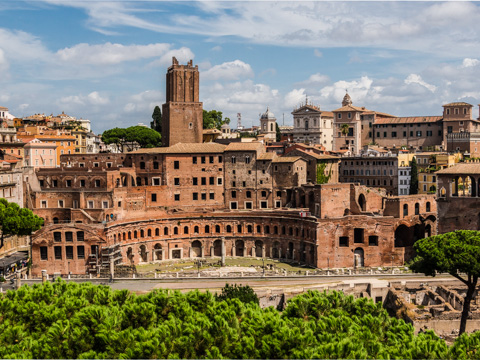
[409,156,418,194]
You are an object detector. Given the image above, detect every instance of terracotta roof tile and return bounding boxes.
[332,105,370,112]
[224,142,264,152]
[258,152,277,160]
[132,142,226,154]
[273,156,304,163]
[442,102,472,107]
[374,116,442,125]
[436,163,480,175]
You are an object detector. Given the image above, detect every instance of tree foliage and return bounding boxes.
[410,156,419,194]
[275,122,282,142]
[410,230,480,335]
[0,198,43,248]
[340,123,350,136]
[3,280,480,359]
[150,106,162,134]
[215,284,259,305]
[101,126,161,152]
[203,110,230,130]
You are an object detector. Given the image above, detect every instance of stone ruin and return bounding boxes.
[385,281,480,338]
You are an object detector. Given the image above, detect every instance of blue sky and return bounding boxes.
[1,1,480,133]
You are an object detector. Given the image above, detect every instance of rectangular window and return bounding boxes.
[354,228,364,243]
[66,179,72,187]
[339,236,349,247]
[102,201,109,209]
[77,231,84,241]
[416,131,422,137]
[174,178,180,186]
[201,177,206,185]
[392,132,397,138]
[201,193,207,200]
[209,192,215,200]
[209,156,214,163]
[80,179,86,187]
[151,193,157,202]
[230,201,238,210]
[41,200,47,208]
[153,178,161,186]
[66,246,74,260]
[95,179,100,187]
[218,156,223,163]
[231,190,237,198]
[88,201,94,209]
[193,177,198,185]
[174,194,180,201]
[260,201,268,209]
[54,246,62,260]
[201,156,206,164]
[65,232,73,242]
[217,178,222,185]
[192,156,197,164]
[54,232,62,242]
[174,161,179,169]
[275,200,281,208]
[58,200,64,208]
[153,162,159,169]
[40,246,48,260]
[209,177,215,185]
[77,246,85,259]
[245,201,253,209]
[192,192,198,200]
[427,131,432,136]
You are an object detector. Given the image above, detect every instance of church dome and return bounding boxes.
[342,92,352,107]
[261,107,276,120]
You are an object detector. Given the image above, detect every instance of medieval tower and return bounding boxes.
[162,57,203,147]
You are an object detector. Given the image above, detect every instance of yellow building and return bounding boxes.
[417,152,458,194]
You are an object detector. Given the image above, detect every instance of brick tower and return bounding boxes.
[162,57,203,147]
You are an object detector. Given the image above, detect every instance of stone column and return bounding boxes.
[278,248,282,259]
[252,246,256,257]
[41,270,47,284]
[262,245,266,258]
[15,270,21,289]
[110,258,115,280]
[201,246,205,258]
[189,247,193,259]
[292,248,296,261]
[221,237,226,266]
[210,245,214,257]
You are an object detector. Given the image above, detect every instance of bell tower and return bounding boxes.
[162,57,203,147]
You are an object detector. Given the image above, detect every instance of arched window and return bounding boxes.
[123,233,126,241]
[403,204,408,217]
[282,226,286,235]
[134,230,137,238]
[237,224,242,233]
[256,225,261,233]
[415,203,420,215]
[155,228,160,236]
[245,156,250,164]
[426,202,431,212]
[274,226,278,234]
[194,226,199,233]
[226,225,232,233]
[140,230,144,238]
[231,156,236,164]
[289,227,293,236]
[247,225,253,233]
[265,225,270,234]
[147,229,152,237]
[215,225,221,233]
[164,227,168,236]
[174,227,178,235]
[128,231,132,240]
[205,225,210,233]
[184,226,189,234]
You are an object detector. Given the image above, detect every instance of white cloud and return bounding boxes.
[203,60,254,81]
[58,91,109,107]
[56,42,171,65]
[462,58,480,68]
[313,49,323,58]
[284,88,306,108]
[87,91,109,105]
[0,49,9,72]
[404,74,437,93]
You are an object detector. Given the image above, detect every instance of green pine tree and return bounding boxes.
[409,156,418,194]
